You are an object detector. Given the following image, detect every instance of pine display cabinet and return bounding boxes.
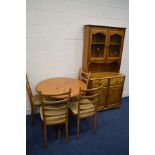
[82,25,126,110]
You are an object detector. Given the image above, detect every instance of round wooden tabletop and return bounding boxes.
[36,77,87,97]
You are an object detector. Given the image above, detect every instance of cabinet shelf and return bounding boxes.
[89,60,121,65]
[91,42,105,45]
[108,53,120,57]
[88,59,105,64]
[109,43,121,45]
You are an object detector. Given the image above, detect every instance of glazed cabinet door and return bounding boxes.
[106,30,125,61]
[89,29,108,61]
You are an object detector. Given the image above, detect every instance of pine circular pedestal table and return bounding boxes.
[36,77,87,98]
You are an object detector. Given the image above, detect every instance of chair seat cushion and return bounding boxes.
[32,95,41,106]
[70,99,95,116]
[40,107,66,125]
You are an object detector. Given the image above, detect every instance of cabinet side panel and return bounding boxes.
[119,29,126,72]
[82,26,90,72]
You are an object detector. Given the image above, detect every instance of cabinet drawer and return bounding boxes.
[92,79,108,88]
[110,77,124,86]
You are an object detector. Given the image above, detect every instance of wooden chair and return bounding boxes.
[26,75,41,125]
[78,67,91,87]
[69,85,102,139]
[39,89,71,147]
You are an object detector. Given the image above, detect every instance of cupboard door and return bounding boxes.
[107,31,125,61]
[91,78,108,109]
[107,85,123,108]
[89,29,108,61]
[98,87,107,109]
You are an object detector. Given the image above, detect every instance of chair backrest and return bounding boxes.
[78,85,102,118]
[26,74,34,106]
[39,89,71,125]
[79,67,91,87]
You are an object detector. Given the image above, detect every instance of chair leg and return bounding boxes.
[39,121,43,141]
[44,124,47,148]
[93,113,96,134]
[57,125,61,140]
[76,117,80,139]
[30,107,34,125]
[41,121,44,128]
[65,121,69,144]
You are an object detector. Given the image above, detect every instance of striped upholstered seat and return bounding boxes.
[70,99,95,117]
[40,106,67,125]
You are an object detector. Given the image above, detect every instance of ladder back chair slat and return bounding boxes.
[79,67,91,87]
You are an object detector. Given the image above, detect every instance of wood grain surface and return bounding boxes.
[36,77,87,97]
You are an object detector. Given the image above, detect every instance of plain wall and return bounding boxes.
[26,0,129,114]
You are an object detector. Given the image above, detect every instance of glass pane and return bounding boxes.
[92,33,106,44]
[110,34,122,44]
[108,45,120,57]
[91,44,104,57]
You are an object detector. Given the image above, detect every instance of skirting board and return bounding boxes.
[122,91,129,97]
